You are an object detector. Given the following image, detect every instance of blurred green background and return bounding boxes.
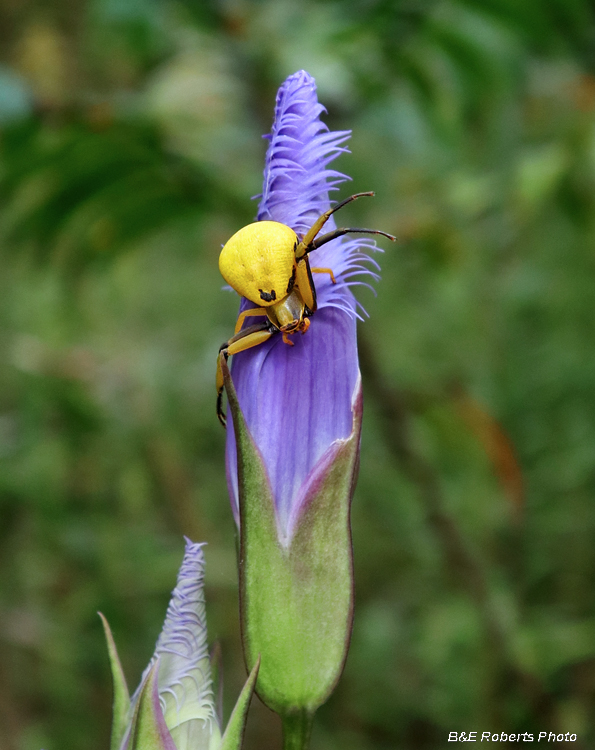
[1,0,595,748]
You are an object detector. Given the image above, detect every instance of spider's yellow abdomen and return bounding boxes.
[215,191,395,426]
[219,221,298,306]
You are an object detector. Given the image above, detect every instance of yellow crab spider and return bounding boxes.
[216,192,396,426]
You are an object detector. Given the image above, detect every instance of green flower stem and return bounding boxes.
[282,710,314,750]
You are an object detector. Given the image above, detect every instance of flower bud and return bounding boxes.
[101,539,258,750]
[220,71,382,739]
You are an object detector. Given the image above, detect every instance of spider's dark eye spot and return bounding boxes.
[259,289,276,302]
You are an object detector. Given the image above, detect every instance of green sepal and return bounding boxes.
[221,355,360,715]
[218,655,260,750]
[127,659,177,750]
[99,612,131,750]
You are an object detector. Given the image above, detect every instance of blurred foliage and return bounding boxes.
[1,0,595,749]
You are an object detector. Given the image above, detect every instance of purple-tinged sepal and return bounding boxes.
[221,356,361,729]
[102,539,259,750]
[124,660,178,750]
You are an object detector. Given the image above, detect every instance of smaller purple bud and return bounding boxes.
[102,539,259,750]
[128,539,220,750]
[113,539,220,750]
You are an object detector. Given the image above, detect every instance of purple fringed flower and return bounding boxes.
[225,70,380,542]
